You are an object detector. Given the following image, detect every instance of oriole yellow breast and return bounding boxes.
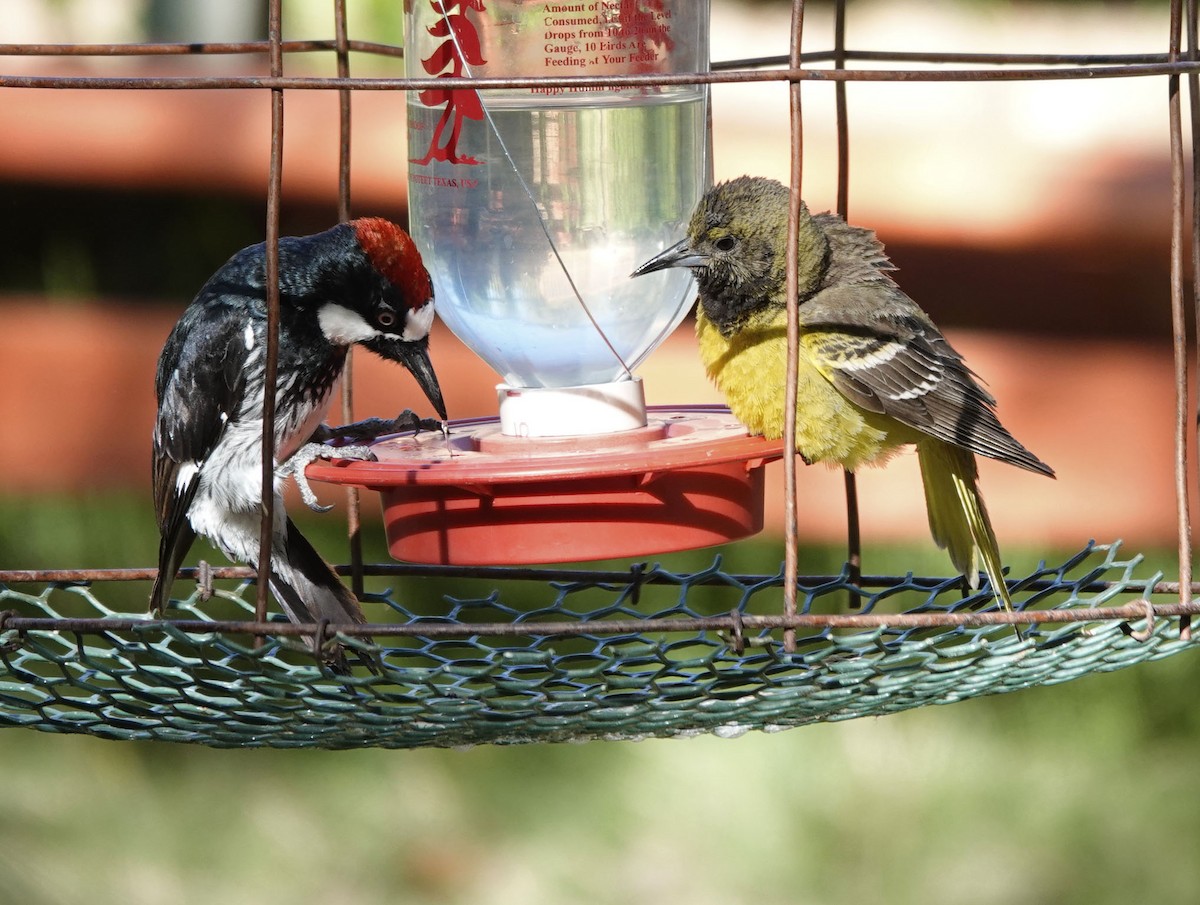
[696,306,913,472]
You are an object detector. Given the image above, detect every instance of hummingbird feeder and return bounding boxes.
[309,0,784,564]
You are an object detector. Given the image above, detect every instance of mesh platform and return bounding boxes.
[0,542,1192,749]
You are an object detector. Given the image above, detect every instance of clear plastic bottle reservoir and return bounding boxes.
[406,1,709,401]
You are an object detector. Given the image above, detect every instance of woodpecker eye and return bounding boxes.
[377,310,397,328]
[714,235,737,252]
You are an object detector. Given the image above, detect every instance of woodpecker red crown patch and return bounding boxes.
[352,218,434,313]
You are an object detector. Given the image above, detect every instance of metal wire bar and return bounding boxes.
[255,0,285,634]
[0,598,1194,641]
[1187,0,1200,640]
[332,0,366,601]
[7,61,1200,92]
[832,0,861,609]
[0,40,405,58]
[1168,0,1194,639]
[2,564,1196,598]
[782,0,807,654]
[334,4,352,224]
[716,51,1176,70]
[0,41,1170,68]
[833,10,850,221]
[836,50,1174,66]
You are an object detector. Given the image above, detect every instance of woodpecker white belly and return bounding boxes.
[186,376,339,563]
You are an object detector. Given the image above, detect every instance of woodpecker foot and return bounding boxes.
[317,410,445,445]
[281,443,376,513]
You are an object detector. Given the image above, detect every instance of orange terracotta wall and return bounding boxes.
[0,300,1186,553]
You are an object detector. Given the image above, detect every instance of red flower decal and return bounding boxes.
[411,0,488,166]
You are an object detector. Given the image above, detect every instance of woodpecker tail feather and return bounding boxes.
[264,517,375,672]
[150,521,197,615]
[917,439,1014,612]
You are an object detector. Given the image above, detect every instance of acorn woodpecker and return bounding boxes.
[150,218,448,668]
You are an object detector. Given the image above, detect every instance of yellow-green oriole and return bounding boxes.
[633,176,1053,609]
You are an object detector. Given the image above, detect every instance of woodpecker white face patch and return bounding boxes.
[318,303,380,346]
[244,322,255,350]
[403,300,435,342]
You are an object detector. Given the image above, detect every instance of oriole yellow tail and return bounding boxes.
[917,439,1014,611]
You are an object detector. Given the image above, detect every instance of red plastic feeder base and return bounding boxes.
[305,406,785,565]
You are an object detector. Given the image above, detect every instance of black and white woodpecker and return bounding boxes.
[151,218,447,668]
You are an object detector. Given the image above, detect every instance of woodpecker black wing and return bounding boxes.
[150,296,254,612]
[800,283,1054,477]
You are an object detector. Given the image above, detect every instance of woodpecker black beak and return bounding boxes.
[631,238,709,277]
[368,335,448,420]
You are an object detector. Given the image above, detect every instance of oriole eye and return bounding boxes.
[377,310,397,328]
[714,235,737,252]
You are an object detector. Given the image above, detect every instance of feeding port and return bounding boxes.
[306,0,782,564]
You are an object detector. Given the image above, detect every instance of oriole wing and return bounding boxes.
[800,285,1053,477]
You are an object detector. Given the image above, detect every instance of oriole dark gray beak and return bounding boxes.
[631,238,709,277]
[368,334,448,420]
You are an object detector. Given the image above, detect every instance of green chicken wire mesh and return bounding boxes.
[3,2,1200,749]
[1,542,1196,749]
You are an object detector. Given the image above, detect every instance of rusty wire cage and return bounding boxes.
[1,0,1199,749]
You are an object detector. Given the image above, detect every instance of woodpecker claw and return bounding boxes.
[282,443,376,513]
[320,410,445,444]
